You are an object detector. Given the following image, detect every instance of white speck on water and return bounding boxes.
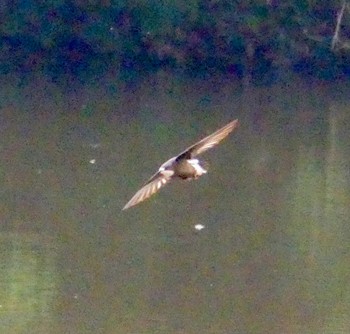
[194,224,205,231]
[89,159,96,164]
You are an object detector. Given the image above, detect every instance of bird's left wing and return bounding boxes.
[122,171,172,210]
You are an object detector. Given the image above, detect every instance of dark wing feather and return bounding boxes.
[122,172,171,210]
[176,119,239,160]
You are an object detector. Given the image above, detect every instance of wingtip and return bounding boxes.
[122,200,133,211]
[122,203,132,211]
[231,119,239,127]
[221,119,239,133]
[228,119,239,132]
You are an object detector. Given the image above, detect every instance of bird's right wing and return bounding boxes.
[176,119,239,160]
[122,171,172,210]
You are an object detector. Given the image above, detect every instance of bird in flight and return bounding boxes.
[123,119,239,210]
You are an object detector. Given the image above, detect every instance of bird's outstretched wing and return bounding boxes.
[176,119,239,160]
[122,171,172,210]
[123,119,239,210]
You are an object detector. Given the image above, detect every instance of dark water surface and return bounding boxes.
[0,76,349,333]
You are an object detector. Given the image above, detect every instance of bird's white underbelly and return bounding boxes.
[188,159,207,175]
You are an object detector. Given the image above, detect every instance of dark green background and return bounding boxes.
[1,0,350,83]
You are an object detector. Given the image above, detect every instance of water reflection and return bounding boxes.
[0,232,57,332]
[0,78,349,333]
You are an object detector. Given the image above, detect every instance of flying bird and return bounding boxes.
[123,119,239,210]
